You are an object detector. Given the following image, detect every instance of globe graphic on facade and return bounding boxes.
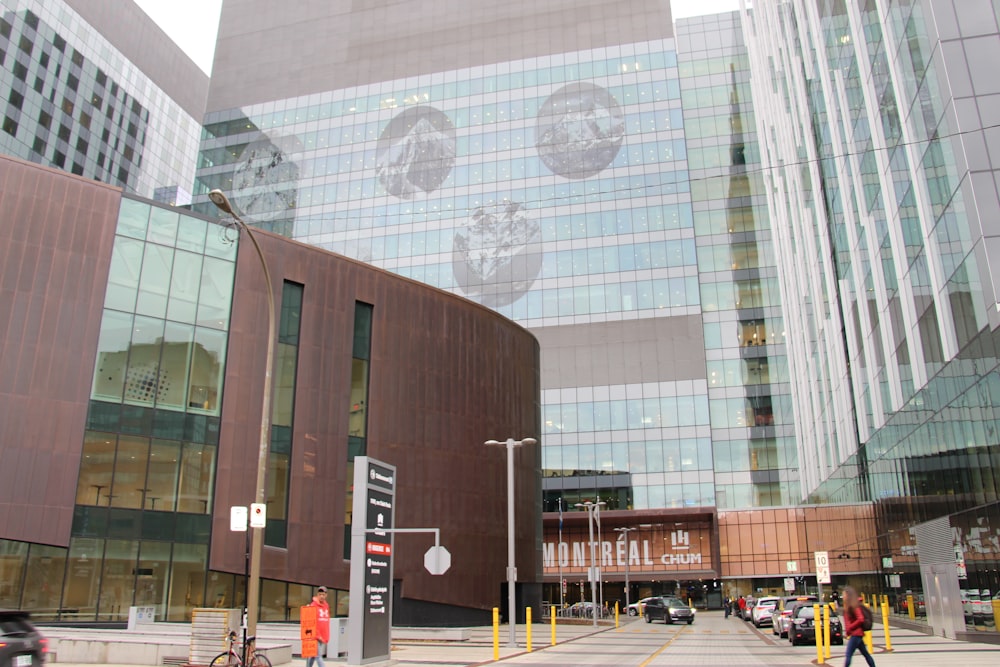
[535,82,625,179]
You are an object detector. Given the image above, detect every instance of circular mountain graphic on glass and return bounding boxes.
[232,134,301,222]
[452,200,543,308]
[376,106,457,199]
[535,82,625,179]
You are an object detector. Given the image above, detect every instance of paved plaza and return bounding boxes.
[43,610,1000,667]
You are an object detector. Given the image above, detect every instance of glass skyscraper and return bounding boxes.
[0,0,206,198]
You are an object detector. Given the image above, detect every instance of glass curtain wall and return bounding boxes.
[4,198,239,622]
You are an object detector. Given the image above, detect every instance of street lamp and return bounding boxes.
[485,437,537,648]
[208,189,276,643]
[574,500,605,627]
[614,527,637,615]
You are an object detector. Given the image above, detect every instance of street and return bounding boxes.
[389,611,1000,667]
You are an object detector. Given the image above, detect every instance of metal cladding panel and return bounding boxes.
[208,0,674,110]
[211,229,541,612]
[0,156,121,546]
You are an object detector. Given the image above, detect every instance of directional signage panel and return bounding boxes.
[348,457,396,666]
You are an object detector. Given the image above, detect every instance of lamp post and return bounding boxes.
[574,501,605,627]
[614,527,636,615]
[208,189,276,642]
[485,437,537,648]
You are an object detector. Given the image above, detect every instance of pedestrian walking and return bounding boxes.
[306,586,331,667]
[842,586,876,667]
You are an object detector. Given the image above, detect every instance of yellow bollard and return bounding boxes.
[639,599,643,618]
[906,594,915,620]
[814,604,824,664]
[493,607,500,660]
[527,607,532,652]
[823,603,831,660]
[551,605,557,646]
[881,597,892,652]
[615,602,620,628]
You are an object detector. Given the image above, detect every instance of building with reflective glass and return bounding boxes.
[0,0,206,199]
[194,0,827,612]
[0,154,541,625]
[192,0,1000,634]
[743,0,1000,637]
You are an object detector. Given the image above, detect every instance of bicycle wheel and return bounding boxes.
[249,651,272,667]
[210,651,240,667]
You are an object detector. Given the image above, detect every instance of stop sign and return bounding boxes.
[424,545,452,575]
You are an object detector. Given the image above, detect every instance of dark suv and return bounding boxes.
[0,610,47,666]
[643,596,695,624]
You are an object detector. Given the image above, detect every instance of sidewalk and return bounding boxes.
[40,618,610,666]
[40,613,1000,667]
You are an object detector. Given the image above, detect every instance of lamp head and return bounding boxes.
[484,440,502,446]
[208,189,236,216]
[522,437,537,446]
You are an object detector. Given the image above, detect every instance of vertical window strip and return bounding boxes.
[343,302,373,558]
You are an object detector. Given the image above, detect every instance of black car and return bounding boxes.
[788,604,843,646]
[0,610,47,667]
[643,596,695,624]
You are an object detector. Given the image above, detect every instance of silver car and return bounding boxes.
[751,596,780,627]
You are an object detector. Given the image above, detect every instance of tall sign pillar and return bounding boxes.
[348,457,396,665]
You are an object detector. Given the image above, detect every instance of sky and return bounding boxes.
[135,0,744,75]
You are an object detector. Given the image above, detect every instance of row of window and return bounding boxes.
[202,50,680,138]
[299,199,694,242]
[543,437,714,473]
[200,109,686,170]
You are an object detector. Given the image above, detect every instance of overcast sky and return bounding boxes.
[134,0,744,75]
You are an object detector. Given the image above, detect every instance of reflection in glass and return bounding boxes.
[123,316,166,407]
[105,236,144,313]
[98,539,139,621]
[92,311,134,402]
[76,432,116,506]
[110,436,150,509]
[136,541,171,616]
[135,244,174,318]
[188,328,227,414]
[147,439,180,511]
[63,537,103,619]
[167,251,204,323]
[167,543,207,621]
[0,541,28,608]
[177,443,215,514]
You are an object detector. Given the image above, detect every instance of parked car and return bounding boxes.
[740,596,757,620]
[627,597,656,616]
[772,596,818,637]
[900,593,926,617]
[643,596,695,624]
[788,604,843,646]
[751,596,780,627]
[0,609,47,667]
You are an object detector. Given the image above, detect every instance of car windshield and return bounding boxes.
[795,607,815,620]
[662,597,685,607]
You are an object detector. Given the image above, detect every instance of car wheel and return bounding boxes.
[687,619,694,625]
[628,609,636,616]
[645,614,652,623]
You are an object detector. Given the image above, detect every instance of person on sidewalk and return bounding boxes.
[842,586,876,667]
[306,586,331,667]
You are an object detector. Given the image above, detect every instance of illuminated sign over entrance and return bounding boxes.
[542,522,716,577]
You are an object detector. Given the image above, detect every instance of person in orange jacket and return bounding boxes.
[306,586,331,667]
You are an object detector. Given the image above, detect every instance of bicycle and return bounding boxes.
[210,630,273,667]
